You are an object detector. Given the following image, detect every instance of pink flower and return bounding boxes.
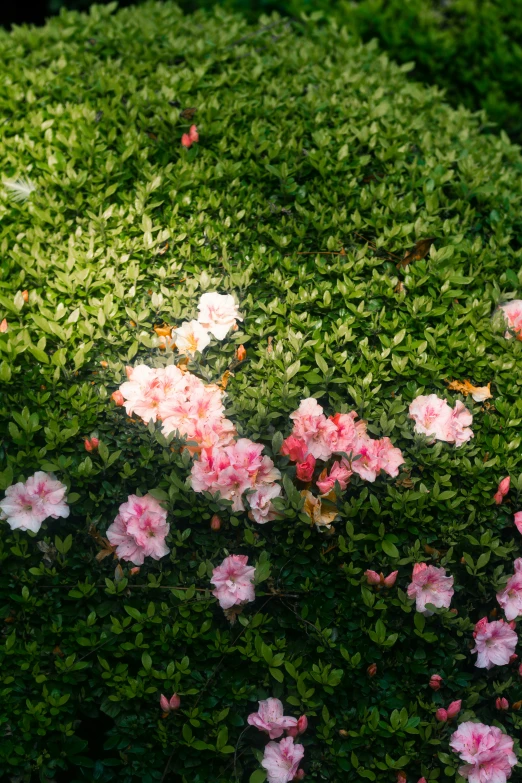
[210,514,221,531]
[514,512,522,534]
[289,398,336,461]
[111,389,124,406]
[329,411,359,454]
[447,700,462,719]
[418,778,427,783]
[407,563,454,615]
[497,559,522,620]
[351,436,381,482]
[374,437,404,477]
[365,570,398,588]
[316,460,351,494]
[499,300,522,339]
[261,736,305,783]
[450,721,517,783]
[494,476,510,505]
[160,693,180,712]
[173,320,211,355]
[249,484,281,524]
[247,698,298,739]
[496,698,509,710]
[106,493,169,566]
[286,715,308,738]
[210,554,256,610]
[365,569,381,585]
[471,618,518,669]
[181,124,199,148]
[197,292,242,340]
[436,708,448,722]
[281,436,308,463]
[0,318,8,333]
[0,471,69,533]
[296,454,316,482]
[448,400,474,447]
[409,394,473,447]
[429,674,443,690]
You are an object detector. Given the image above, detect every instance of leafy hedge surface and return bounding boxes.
[2,3,522,782]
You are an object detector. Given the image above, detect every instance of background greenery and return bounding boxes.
[2,2,522,782]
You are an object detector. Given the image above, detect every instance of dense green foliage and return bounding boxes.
[2,3,522,782]
[37,0,522,143]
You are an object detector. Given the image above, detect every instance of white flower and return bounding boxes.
[174,320,211,355]
[197,292,242,340]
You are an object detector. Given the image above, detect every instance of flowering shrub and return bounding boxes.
[2,3,522,783]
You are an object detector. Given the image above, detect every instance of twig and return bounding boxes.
[354,232,403,262]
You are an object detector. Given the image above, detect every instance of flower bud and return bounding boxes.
[397,772,407,783]
[168,693,180,710]
[130,567,140,576]
[210,514,221,531]
[111,390,124,406]
[365,569,381,585]
[429,674,443,691]
[435,708,448,722]
[84,438,93,452]
[339,729,349,737]
[383,570,398,587]
[90,437,99,449]
[287,715,308,737]
[418,778,427,783]
[367,663,377,677]
[160,694,170,712]
[237,345,247,362]
[21,290,29,302]
[496,697,509,710]
[446,700,461,719]
[296,454,316,482]
[0,319,8,333]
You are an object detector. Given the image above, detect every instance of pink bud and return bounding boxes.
[418,779,427,783]
[84,438,93,452]
[0,318,8,333]
[130,567,140,576]
[111,390,124,406]
[510,654,518,663]
[514,511,522,534]
[365,569,381,585]
[189,125,199,143]
[169,693,180,710]
[295,715,308,735]
[496,697,509,710]
[397,772,407,783]
[90,437,99,449]
[383,570,398,587]
[494,476,510,504]
[446,700,461,719]
[429,675,443,691]
[210,514,221,531]
[435,708,448,722]
[181,133,192,148]
[296,454,316,482]
[367,663,377,677]
[160,694,170,712]
[293,771,305,781]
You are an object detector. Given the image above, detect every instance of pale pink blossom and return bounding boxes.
[280,435,308,463]
[106,493,169,565]
[160,693,180,712]
[429,674,443,690]
[249,484,281,524]
[197,292,242,340]
[0,472,69,533]
[497,559,522,621]
[289,398,336,461]
[499,300,522,340]
[316,460,351,494]
[328,411,360,454]
[471,618,518,669]
[496,698,509,710]
[409,394,473,446]
[407,563,454,615]
[210,554,256,610]
[374,437,405,477]
[447,400,474,447]
[494,476,510,505]
[296,454,316,482]
[247,698,298,739]
[351,436,381,482]
[261,736,305,783]
[173,320,211,356]
[450,721,517,783]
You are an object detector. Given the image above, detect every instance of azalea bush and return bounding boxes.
[2,3,522,783]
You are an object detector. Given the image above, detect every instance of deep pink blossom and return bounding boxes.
[296,454,316,482]
[247,698,298,739]
[0,471,69,533]
[106,493,169,565]
[429,674,443,690]
[316,460,351,494]
[280,436,308,463]
[210,554,256,610]
[497,559,522,621]
[286,715,308,738]
[407,563,454,615]
[261,736,305,783]
[437,701,462,721]
[471,618,518,669]
[494,476,510,505]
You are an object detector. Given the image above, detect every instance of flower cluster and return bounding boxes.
[499,300,522,340]
[119,364,236,453]
[210,554,256,610]
[191,439,281,522]
[450,721,517,783]
[248,699,307,782]
[106,494,170,565]
[409,394,473,447]
[0,471,69,533]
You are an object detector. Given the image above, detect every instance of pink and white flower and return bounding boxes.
[197,292,242,340]
[173,320,211,356]
[0,471,69,533]
[248,484,281,524]
[407,563,454,615]
[261,736,305,783]
[450,721,517,783]
[106,493,169,566]
[499,300,522,340]
[316,460,352,494]
[497,559,522,621]
[210,554,256,610]
[471,618,518,669]
[247,698,298,739]
[409,394,473,446]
